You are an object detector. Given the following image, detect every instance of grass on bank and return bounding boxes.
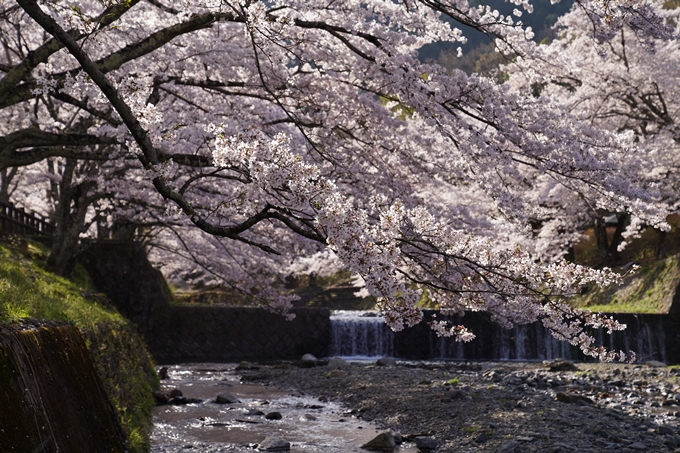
[0,237,159,453]
[569,255,680,314]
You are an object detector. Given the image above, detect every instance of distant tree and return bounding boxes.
[2,0,676,359]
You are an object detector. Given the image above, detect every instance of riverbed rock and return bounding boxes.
[215,392,241,404]
[361,431,396,450]
[415,436,438,450]
[544,359,577,372]
[647,360,668,368]
[556,392,593,405]
[301,354,318,367]
[328,356,350,369]
[265,411,283,420]
[167,396,202,405]
[154,388,183,405]
[258,436,291,451]
[299,413,317,421]
[391,432,403,444]
[329,369,346,378]
[376,357,396,367]
[496,440,521,453]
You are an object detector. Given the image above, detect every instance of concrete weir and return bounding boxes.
[81,241,680,364]
[0,322,125,453]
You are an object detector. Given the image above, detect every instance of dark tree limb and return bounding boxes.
[17,0,325,253]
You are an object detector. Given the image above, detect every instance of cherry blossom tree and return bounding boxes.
[503,0,679,263]
[2,0,676,360]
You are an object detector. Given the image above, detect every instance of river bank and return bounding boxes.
[238,359,680,452]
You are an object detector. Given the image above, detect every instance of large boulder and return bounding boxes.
[328,356,349,369]
[361,432,396,450]
[301,353,318,367]
[258,436,291,451]
[215,392,241,404]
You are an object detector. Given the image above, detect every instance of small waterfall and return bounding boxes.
[327,310,667,362]
[329,311,394,357]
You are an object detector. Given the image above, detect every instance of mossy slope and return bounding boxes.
[571,255,680,313]
[0,238,158,453]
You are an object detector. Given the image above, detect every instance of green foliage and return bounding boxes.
[0,237,158,453]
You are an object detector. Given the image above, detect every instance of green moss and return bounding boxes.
[0,237,158,453]
[84,323,159,453]
[0,239,120,328]
[570,255,680,314]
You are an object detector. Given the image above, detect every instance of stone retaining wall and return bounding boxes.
[0,322,125,453]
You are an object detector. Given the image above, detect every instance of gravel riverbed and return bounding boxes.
[237,359,680,452]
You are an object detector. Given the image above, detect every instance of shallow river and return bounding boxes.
[151,363,418,452]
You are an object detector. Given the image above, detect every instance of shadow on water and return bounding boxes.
[151,363,418,453]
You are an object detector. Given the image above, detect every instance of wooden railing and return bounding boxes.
[0,201,53,237]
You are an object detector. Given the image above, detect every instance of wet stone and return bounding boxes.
[414,436,438,450]
[258,435,290,451]
[215,392,240,404]
[376,357,396,367]
[361,431,396,450]
[301,354,318,367]
[265,411,283,420]
[154,388,183,405]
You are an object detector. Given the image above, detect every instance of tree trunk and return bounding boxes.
[0,167,18,203]
[594,212,629,266]
[46,159,95,277]
[608,213,630,259]
[656,229,668,259]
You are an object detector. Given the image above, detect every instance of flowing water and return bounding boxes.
[151,363,418,452]
[328,310,667,361]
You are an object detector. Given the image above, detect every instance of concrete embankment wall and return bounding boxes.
[148,306,330,363]
[80,242,330,363]
[0,322,125,453]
